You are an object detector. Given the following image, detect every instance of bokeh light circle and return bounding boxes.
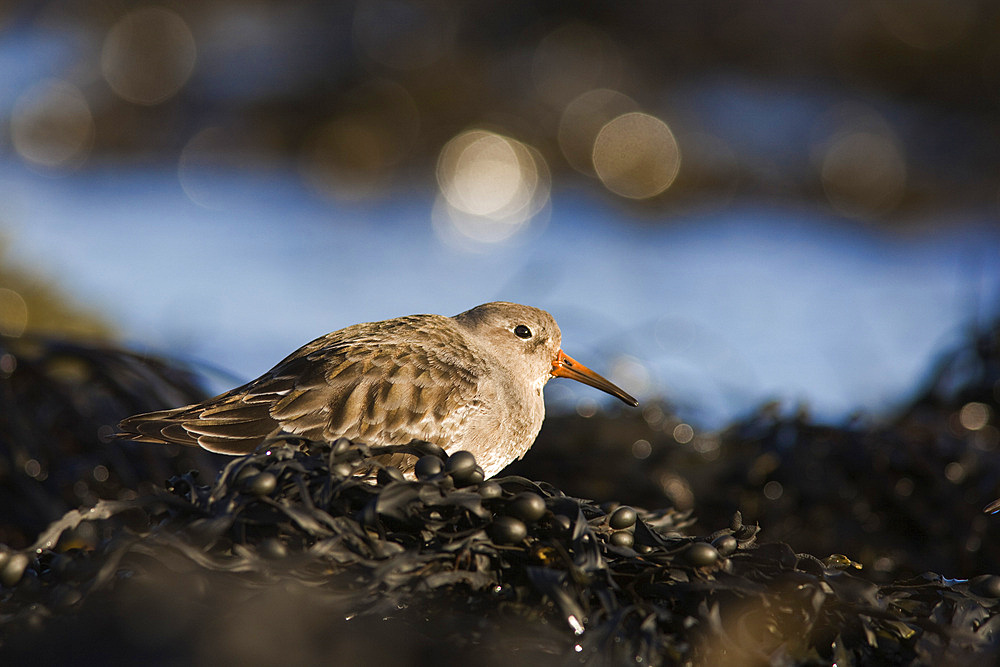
[592,112,681,199]
[179,126,277,209]
[102,7,197,105]
[434,130,550,247]
[558,89,639,176]
[819,131,906,218]
[0,288,29,337]
[11,79,94,171]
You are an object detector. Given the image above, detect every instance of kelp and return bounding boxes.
[2,437,998,664]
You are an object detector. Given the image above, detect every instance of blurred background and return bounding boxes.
[1,0,999,430]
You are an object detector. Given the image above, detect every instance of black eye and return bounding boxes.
[513,324,532,339]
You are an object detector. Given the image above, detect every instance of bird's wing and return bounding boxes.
[271,321,485,450]
[118,316,486,455]
[116,373,289,453]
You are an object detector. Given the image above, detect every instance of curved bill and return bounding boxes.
[551,350,638,407]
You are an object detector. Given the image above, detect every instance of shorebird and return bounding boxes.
[118,302,638,478]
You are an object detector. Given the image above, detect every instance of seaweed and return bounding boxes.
[2,437,999,664]
[1,322,999,664]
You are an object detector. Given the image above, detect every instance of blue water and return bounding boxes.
[1,161,996,428]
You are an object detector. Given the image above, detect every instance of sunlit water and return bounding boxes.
[1,161,996,428]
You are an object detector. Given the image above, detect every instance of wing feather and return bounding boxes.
[118,313,487,455]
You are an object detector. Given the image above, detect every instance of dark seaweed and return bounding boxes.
[0,335,227,547]
[0,323,999,664]
[1,436,998,665]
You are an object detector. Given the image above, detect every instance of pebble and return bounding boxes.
[490,516,528,544]
[246,472,278,496]
[609,506,637,530]
[550,514,572,535]
[0,553,29,587]
[970,575,1000,598]
[609,531,634,548]
[712,534,738,557]
[477,481,503,499]
[452,465,485,487]
[331,437,353,456]
[259,538,288,559]
[444,451,477,476]
[683,542,719,567]
[414,455,444,480]
[507,493,546,522]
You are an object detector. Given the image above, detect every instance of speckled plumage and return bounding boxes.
[118,302,637,478]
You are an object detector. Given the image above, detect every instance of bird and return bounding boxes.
[117,302,638,478]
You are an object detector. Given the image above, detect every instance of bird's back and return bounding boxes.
[118,314,491,455]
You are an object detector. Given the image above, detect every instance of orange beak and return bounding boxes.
[551,350,638,407]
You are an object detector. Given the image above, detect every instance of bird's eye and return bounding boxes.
[513,324,532,339]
